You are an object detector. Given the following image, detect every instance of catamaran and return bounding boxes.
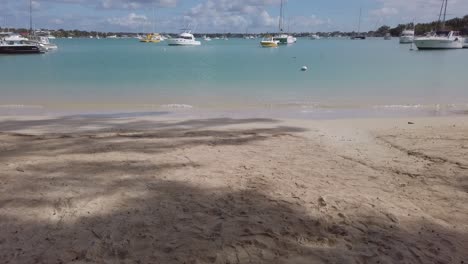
[414,0,464,50]
[273,0,296,44]
[0,33,45,54]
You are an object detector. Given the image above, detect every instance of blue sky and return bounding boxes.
[1,0,467,33]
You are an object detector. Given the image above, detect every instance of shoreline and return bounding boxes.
[1,114,467,263]
[0,101,467,121]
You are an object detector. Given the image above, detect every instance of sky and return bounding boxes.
[1,0,467,33]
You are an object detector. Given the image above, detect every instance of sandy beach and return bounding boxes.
[0,114,467,263]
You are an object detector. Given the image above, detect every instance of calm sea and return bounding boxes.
[1,37,468,118]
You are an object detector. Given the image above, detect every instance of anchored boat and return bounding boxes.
[260,36,279,48]
[167,31,201,46]
[273,0,296,45]
[0,33,45,54]
[414,0,463,50]
[399,30,415,44]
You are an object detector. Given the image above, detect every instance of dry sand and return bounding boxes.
[0,114,467,263]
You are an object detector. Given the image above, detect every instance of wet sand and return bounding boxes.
[0,115,467,263]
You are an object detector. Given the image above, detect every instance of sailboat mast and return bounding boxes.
[357,8,362,34]
[152,6,155,33]
[29,0,33,34]
[279,0,283,32]
[437,0,444,29]
[442,0,448,29]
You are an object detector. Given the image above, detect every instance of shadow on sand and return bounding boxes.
[0,117,467,263]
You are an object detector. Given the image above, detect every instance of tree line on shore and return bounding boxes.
[2,15,467,38]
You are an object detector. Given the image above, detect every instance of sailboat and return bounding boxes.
[351,8,366,40]
[414,0,463,50]
[140,6,163,43]
[273,0,296,44]
[26,0,57,50]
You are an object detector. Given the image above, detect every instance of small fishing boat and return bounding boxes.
[260,36,279,48]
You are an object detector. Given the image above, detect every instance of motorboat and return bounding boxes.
[203,35,212,41]
[414,31,463,49]
[29,35,58,50]
[260,36,279,48]
[167,32,201,46]
[384,33,392,40]
[399,30,414,44]
[0,34,45,54]
[464,38,468,48]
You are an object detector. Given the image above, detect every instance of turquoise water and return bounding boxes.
[1,37,468,117]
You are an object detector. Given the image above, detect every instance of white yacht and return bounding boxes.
[463,38,468,48]
[203,35,212,41]
[414,0,463,50]
[167,32,201,46]
[399,30,415,44]
[414,31,463,50]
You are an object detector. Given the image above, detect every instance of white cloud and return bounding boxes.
[181,0,328,32]
[370,7,399,17]
[371,0,468,21]
[106,13,151,29]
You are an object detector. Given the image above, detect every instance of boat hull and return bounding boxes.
[167,39,201,46]
[260,42,278,48]
[414,38,463,49]
[464,39,468,48]
[0,45,44,54]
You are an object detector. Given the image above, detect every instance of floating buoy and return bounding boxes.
[301,66,308,71]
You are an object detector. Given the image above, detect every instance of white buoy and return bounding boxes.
[301,66,308,71]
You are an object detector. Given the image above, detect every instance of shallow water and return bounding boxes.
[1,37,468,117]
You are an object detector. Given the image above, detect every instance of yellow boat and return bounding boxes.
[140,33,161,43]
[260,36,279,47]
